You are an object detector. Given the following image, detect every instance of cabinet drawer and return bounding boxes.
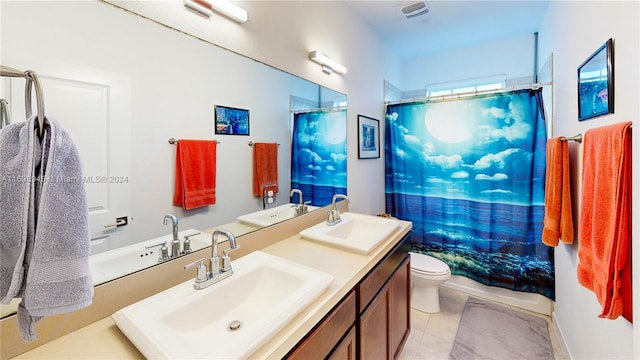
[358,236,410,312]
[287,291,356,360]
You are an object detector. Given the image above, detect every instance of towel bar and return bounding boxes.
[168,138,220,144]
[561,124,632,144]
[560,133,582,143]
[248,141,280,146]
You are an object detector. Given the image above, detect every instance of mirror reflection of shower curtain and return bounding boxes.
[291,109,347,206]
[385,89,554,299]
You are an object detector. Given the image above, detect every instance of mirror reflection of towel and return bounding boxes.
[253,143,278,198]
[173,140,217,210]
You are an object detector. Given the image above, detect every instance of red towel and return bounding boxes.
[252,142,278,198]
[542,137,574,246]
[173,140,217,210]
[577,121,632,321]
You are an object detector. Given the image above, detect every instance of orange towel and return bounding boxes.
[577,121,632,321]
[172,140,217,210]
[252,142,278,198]
[542,137,574,246]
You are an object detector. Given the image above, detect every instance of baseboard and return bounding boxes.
[442,275,553,315]
[551,311,572,359]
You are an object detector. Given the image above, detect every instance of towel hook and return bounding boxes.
[0,99,10,129]
[0,65,46,138]
[25,71,46,138]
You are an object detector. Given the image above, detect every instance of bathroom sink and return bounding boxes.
[90,229,210,285]
[112,251,333,359]
[237,203,319,227]
[299,212,400,254]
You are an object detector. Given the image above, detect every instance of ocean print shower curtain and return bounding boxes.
[291,109,347,206]
[385,89,554,299]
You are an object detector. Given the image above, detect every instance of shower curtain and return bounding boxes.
[385,89,554,299]
[291,109,347,206]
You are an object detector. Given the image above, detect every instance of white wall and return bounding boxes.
[537,1,639,359]
[402,34,537,91]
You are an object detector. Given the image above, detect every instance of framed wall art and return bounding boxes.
[578,38,614,121]
[357,114,380,159]
[214,105,250,135]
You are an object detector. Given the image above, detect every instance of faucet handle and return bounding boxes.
[222,246,240,272]
[184,258,208,283]
[145,241,169,262]
[326,209,342,225]
[182,232,201,254]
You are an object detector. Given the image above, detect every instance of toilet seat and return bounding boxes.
[410,252,450,275]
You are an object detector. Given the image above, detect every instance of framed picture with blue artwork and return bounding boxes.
[578,38,614,121]
[357,114,380,159]
[214,105,250,135]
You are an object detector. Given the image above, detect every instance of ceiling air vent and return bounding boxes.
[401,1,430,19]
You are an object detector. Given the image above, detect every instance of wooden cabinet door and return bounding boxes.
[389,257,411,359]
[328,326,356,360]
[287,292,356,360]
[359,284,389,360]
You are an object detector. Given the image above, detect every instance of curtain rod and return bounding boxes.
[384,81,553,106]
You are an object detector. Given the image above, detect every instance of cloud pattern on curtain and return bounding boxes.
[385,89,553,299]
[291,109,347,206]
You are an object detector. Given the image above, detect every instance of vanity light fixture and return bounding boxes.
[184,0,213,17]
[183,0,248,23]
[308,51,348,75]
[211,0,248,23]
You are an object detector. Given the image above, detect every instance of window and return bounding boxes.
[426,76,505,97]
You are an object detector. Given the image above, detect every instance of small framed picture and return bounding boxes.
[214,105,250,135]
[357,115,380,159]
[578,38,614,121]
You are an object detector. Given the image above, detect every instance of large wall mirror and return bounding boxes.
[0,1,346,318]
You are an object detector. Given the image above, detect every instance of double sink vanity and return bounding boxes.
[5,202,412,359]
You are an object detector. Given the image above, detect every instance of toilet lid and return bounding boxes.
[410,252,450,274]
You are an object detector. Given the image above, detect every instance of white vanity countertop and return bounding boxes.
[13,219,412,359]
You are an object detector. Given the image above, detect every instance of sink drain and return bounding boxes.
[227,320,242,331]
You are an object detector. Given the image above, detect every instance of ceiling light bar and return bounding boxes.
[308,51,348,75]
[211,0,248,23]
[184,0,213,17]
[183,0,248,23]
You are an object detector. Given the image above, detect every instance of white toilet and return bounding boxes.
[410,252,451,313]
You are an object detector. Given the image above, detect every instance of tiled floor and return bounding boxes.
[399,287,568,360]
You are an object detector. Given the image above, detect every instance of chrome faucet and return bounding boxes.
[163,214,181,257]
[290,188,308,216]
[184,229,240,290]
[145,241,170,262]
[327,194,349,226]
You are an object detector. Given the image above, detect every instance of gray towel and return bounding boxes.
[0,116,93,342]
